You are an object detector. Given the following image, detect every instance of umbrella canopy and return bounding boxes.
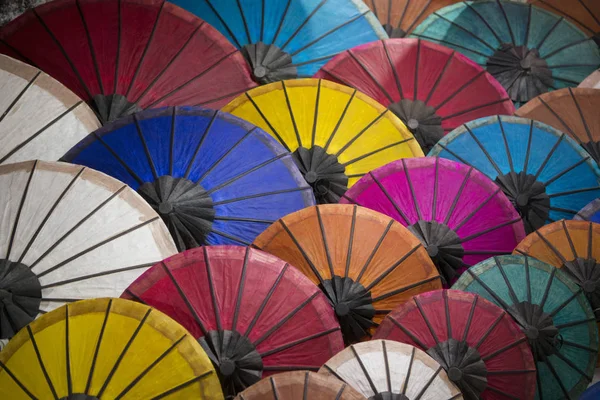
[0,160,177,340]
[411,0,600,106]
[373,289,536,400]
[252,204,442,343]
[580,69,600,88]
[364,0,463,38]
[0,298,223,400]
[122,246,344,397]
[222,79,422,204]
[340,157,525,285]
[516,88,600,164]
[0,0,256,124]
[581,381,600,400]
[576,199,600,222]
[234,371,365,400]
[454,255,598,400]
[429,115,600,234]
[529,0,600,45]
[314,38,514,152]
[0,54,100,165]
[170,0,386,84]
[319,339,463,399]
[62,107,315,251]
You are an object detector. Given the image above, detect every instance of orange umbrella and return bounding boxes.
[515,88,600,163]
[253,204,441,344]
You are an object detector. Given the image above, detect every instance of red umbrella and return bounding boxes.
[0,0,256,124]
[314,38,514,152]
[121,245,344,398]
[373,290,536,400]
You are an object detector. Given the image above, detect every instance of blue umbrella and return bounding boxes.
[429,115,600,234]
[576,199,600,223]
[411,0,600,107]
[62,107,315,250]
[581,381,600,400]
[170,0,387,83]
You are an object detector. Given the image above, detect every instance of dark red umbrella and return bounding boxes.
[0,0,256,124]
[122,245,344,398]
[314,38,514,152]
[373,289,536,400]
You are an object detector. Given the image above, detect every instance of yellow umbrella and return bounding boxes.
[222,78,422,203]
[0,298,223,400]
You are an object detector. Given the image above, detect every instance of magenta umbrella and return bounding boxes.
[340,157,525,285]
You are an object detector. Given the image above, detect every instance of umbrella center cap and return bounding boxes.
[158,202,173,214]
[447,367,463,382]
[60,395,100,400]
[335,302,350,317]
[388,99,443,153]
[520,58,532,71]
[516,194,529,207]
[525,326,539,339]
[219,358,236,376]
[407,118,420,130]
[292,146,348,204]
[509,301,560,357]
[0,259,41,339]
[426,245,439,258]
[583,280,597,293]
[253,66,267,79]
[305,171,318,184]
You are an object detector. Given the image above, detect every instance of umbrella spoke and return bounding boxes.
[367,172,411,225]
[364,245,421,291]
[316,206,335,278]
[213,187,311,206]
[459,218,522,243]
[203,247,222,332]
[341,139,414,167]
[343,206,357,278]
[346,50,393,103]
[371,275,441,303]
[323,89,356,152]
[259,327,340,358]
[278,220,325,284]
[381,40,404,100]
[481,337,527,361]
[334,110,389,157]
[149,373,214,400]
[388,316,428,349]
[434,71,486,112]
[355,220,394,283]
[413,297,440,344]
[6,161,37,262]
[281,81,302,148]
[27,325,59,399]
[0,360,37,399]
[548,186,600,198]
[413,366,443,400]
[40,263,154,289]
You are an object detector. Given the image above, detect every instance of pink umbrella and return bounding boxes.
[340,157,525,285]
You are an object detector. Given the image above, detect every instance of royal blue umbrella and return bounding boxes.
[171,0,387,84]
[62,107,315,251]
[411,0,600,107]
[430,115,600,234]
[576,199,600,223]
[581,381,600,400]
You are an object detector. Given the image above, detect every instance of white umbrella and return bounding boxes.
[0,55,100,165]
[0,160,176,340]
[320,340,463,400]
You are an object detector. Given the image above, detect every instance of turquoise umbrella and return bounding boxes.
[453,255,598,400]
[411,0,600,107]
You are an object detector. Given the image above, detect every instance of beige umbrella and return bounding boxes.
[0,55,100,165]
[579,70,600,89]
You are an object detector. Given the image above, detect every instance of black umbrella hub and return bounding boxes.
[0,259,42,339]
[561,257,600,320]
[59,395,100,400]
[91,94,142,125]
[292,146,349,204]
[389,99,443,153]
[582,141,600,165]
[242,42,298,84]
[382,24,407,39]
[508,301,560,358]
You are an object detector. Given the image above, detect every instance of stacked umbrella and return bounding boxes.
[0,0,600,399]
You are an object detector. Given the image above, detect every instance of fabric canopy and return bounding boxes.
[0,0,256,124]
[373,289,536,400]
[319,340,463,399]
[253,204,441,344]
[576,199,600,222]
[223,79,422,203]
[364,0,463,38]
[234,371,365,400]
[340,157,525,285]
[529,0,600,45]
[454,255,598,400]
[62,107,315,251]
[122,246,343,397]
[171,0,387,83]
[315,38,514,152]
[411,0,600,106]
[0,160,176,340]
[430,115,600,233]
[0,54,100,165]
[516,87,600,164]
[0,298,223,400]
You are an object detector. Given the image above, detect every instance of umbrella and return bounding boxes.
[0,0,256,124]
[61,107,315,251]
[121,246,344,397]
[580,69,600,88]
[576,198,600,222]
[319,339,463,399]
[454,255,599,400]
[315,38,514,152]
[252,204,442,343]
[340,157,525,285]
[373,289,536,400]
[234,371,365,400]
[529,0,600,45]
[0,298,223,400]
[0,54,100,165]
[410,0,600,106]
[364,0,463,38]
[429,115,600,233]
[515,88,600,164]
[0,160,177,340]
[581,381,600,400]
[222,79,423,204]
[170,0,387,84]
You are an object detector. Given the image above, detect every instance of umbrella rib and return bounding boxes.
[0,70,40,126]
[549,288,583,318]
[281,81,302,148]
[535,16,564,51]
[252,292,319,347]
[311,80,322,147]
[401,159,422,220]
[316,206,335,278]
[363,242,422,292]
[498,116,515,173]
[201,0,242,48]
[212,186,312,205]
[260,0,265,41]
[523,120,534,174]
[235,0,252,44]
[537,351,574,399]
[259,327,340,358]
[133,114,159,181]
[411,33,490,59]
[497,0,516,45]
[481,337,527,362]
[570,87,595,142]
[429,12,497,51]
[578,0,600,27]
[203,247,223,331]
[463,124,504,175]
[84,300,112,394]
[122,289,147,304]
[89,133,144,185]
[556,316,596,329]
[537,0,595,34]
[271,0,293,44]
[262,365,320,372]
[401,346,415,395]
[388,315,428,348]
[539,267,557,311]
[405,0,432,35]
[461,295,479,342]
[487,369,536,375]
[367,172,411,225]
[0,360,37,399]
[382,340,392,393]
[277,219,325,284]
[289,53,341,68]
[440,97,511,121]
[397,0,409,30]
[346,50,394,103]
[494,258,521,305]
[280,0,328,51]
[213,215,275,224]
[459,217,522,244]
[464,2,503,44]
[434,144,469,167]
[548,186,600,198]
[443,167,473,225]
[17,166,84,264]
[149,373,213,400]
[537,97,578,139]
[453,188,502,231]
[433,71,485,112]
[26,325,58,400]
[355,220,394,283]
[65,306,72,396]
[543,37,593,60]
[344,205,357,278]
[466,268,514,313]
[561,339,598,353]
[40,262,153,289]
[323,89,355,152]
[243,93,290,151]
[424,50,455,105]
[231,247,250,332]
[335,110,389,157]
[431,157,439,221]
[304,373,310,400]
[341,138,414,167]
[534,134,565,181]
[169,107,176,175]
[196,87,254,108]
[413,367,442,400]
[414,39,422,99]
[113,0,121,94]
[321,364,345,382]
[525,256,532,303]
[243,264,290,336]
[474,311,506,349]
[349,345,379,395]
[443,290,452,339]
[413,297,440,344]
[587,222,593,259]
[270,377,281,400]
[382,40,404,100]
[208,228,252,245]
[6,161,37,262]
[561,220,579,258]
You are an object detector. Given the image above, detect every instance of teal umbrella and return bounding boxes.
[453,255,598,400]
